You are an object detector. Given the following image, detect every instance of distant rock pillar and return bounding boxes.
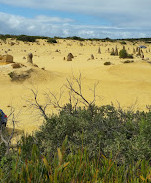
[98,47,101,54]
[27,53,33,64]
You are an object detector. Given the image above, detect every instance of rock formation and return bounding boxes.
[67,53,74,61]
[98,47,101,54]
[0,54,13,63]
[91,54,94,59]
[27,53,33,64]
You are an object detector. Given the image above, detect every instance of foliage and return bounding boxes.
[47,38,57,43]
[0,35,7,41]
[119,49,128,58]
[1,33,151,43]
[119,49,133,59]
[127,54,134,58]
[110,51,115,55]
[0,140,151,182]
[16,35,37,42]
[123,60,134,63]
[8,72,15,79]
[66,36,85,41]
[34,104,151,165]
[104,62,111,65]
[120,41,127,44]
[1,104,151,181]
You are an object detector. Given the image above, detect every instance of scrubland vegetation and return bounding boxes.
[1,76,151,182]
[1,33,151,43]
[1,104,151,182]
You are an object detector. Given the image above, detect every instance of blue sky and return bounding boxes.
[0,0,150,39]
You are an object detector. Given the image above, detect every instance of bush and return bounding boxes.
[104,62,111,65]
[1,142,151,182]
[35,104,151,164]
[119,49,133,59]
[66,36,85,41]
[127,54,133,58]
[123,60,134,64]
[110,51,115,56]
[16,35,37,42]
[120,41,127,44]
[0,35,7,41]
[47,38,57,43]
[1,104,151,182]
[8,72,15,79]
[119,49,128,58]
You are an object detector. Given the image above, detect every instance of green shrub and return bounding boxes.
[104,62,111,65]
[8,72,14,79]
[119,49,133,59]
[0,138,151,182]
[120,41,127,44]
[123,60,134,64]
[119,49,128,58]
[34,104,151,164]
[0,35,7,41]
[16,35,36,42]
[47,38,57,43]
[1,103,151,181]
[66,36,85,41]
[110,51,115,56]
[127,54,133,58]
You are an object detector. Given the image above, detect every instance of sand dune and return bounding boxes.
[1,39,151,133]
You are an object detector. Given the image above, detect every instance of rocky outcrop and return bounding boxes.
[8,68,33,81]
[0,55,14,63]
[67,53,74,61]
[91,54,94,60]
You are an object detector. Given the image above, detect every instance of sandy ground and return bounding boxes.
[1,38,151,134]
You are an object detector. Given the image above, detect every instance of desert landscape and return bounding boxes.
[1,38,151,133]
[1,0,151,181]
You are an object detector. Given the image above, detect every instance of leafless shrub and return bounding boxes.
[26,74,99,119]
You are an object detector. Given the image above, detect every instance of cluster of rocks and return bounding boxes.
[135,47,144,59]
[110,46,118,56]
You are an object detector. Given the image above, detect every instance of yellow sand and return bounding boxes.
[0,39,151,134]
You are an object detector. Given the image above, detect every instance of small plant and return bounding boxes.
[104,62,111,65]
[120,41,127,45]
[0,35,7,41]
[47,38,57,43]
[127,54,133,58]
[110,51,115,56]
[66,36,85,41]
[123,60,134,64]
[8,72,15,79]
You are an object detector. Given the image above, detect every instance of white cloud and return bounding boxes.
[0,11,150,39]
[0,0,151,29]
[35,15,73,23]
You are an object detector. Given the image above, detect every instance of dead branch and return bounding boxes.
[65,74,99,108]
[28,89,49,120]
[44,86,64,109]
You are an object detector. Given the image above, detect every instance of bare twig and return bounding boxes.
[30,89,49,120]
[65,74,99,108]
